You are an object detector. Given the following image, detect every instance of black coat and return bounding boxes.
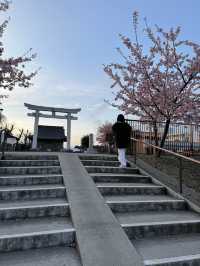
[112,122,132,148]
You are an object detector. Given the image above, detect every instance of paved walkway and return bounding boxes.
[59,153,143,266]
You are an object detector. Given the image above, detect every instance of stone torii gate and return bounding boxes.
[24,103,81,150]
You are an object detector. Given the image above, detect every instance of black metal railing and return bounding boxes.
[131,137,200,204]
[126,119,200,156]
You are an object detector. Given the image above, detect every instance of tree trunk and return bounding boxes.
[160,118,171,148]
[16,139,20,151]
[152,121,159,156]
[153,121,159,146]
[157,118,171,157]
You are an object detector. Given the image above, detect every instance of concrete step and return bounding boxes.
[91,173,151,183]
[132,233,200,266]
[98,184,166,196]
[5,154,58,160]
[105,194,178,203]
[0,197,67,208]
[108,199,187,213]
[0,160,60,167]
[0,201,70,220]
[0,174,63,186]
[79,155,118,161]
[118,210,200,226]
[0,184,66,201]
[81,160,120,167]
[0,246,81,266]
[85,166,140,174]
[97,182,154,187]
[122,216,200,239]
[0,166,62,176]
[79,153,200,265]
[0,216,75,252]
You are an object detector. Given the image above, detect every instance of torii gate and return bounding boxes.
[24,103,81,150]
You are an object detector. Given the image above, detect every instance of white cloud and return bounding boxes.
[1,70,119,146]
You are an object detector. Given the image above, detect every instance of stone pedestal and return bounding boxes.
[86,134,96,153]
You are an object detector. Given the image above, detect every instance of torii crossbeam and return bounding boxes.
[24,103,81,150]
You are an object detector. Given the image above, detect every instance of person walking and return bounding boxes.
[112,114,132,167]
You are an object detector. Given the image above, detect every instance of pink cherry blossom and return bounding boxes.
[104,11,200,148]
[96,122,113,145]
[0,1,38,105]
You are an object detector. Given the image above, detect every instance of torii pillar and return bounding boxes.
[32,110,39,150]
[67,114,71,151]
[24,103,81,150]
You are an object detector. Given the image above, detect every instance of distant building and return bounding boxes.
[0,131,17,151]
[6,133,17,146]
[37,125,67,151]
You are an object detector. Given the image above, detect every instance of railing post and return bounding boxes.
[179,158,183,194]
[134,140,137,164]
[154,146,157,168]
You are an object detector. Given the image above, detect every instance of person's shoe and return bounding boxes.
[126,162,131,167]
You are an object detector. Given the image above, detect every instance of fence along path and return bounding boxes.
[126,119,200,155]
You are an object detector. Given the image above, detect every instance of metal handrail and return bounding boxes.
[127,119,199,127]
[131,137,200,194]
[127,119,199,155]
[131,137,200,165]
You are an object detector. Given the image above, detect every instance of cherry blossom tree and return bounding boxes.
[0,0,38,104]
[96,122,113,145]
[96,122,115,153]
[104,11,200,148]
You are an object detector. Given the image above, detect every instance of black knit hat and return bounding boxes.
[117,114,125,122]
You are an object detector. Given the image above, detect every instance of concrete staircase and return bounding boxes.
[80,154,200,266]
[0,154,81,266]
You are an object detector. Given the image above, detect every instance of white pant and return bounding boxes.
[118,148,127,167]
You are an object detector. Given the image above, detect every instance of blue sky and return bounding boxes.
[1,0,200,145]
